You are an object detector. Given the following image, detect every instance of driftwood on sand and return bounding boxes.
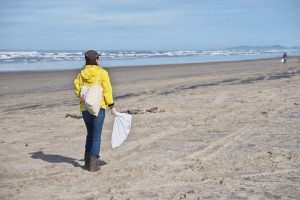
[123,107,165,115]
[65,113,82,119]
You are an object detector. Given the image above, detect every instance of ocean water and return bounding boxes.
[0,49,299,72]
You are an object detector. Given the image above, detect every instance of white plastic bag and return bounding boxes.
[281,58,284,63]
[111,112,132,148]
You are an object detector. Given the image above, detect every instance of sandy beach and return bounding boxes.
[0,57,299,199]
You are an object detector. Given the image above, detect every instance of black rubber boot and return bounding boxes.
[89,156,101,172]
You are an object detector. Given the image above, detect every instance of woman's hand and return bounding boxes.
[111,107,117,115]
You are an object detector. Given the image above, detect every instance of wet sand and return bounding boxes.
[0,57,299,199]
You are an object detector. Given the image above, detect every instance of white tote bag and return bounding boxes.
[111,112,132,148]
[80,69,103,116]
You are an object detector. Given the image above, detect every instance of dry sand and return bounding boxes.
[0,58,299,199]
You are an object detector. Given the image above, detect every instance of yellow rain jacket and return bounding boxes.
[74,65,114,111]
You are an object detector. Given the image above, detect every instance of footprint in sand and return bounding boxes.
[213,92,228,105]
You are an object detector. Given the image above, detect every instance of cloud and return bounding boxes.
[0,0,181,29]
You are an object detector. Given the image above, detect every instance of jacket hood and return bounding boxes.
[80,65,101,83]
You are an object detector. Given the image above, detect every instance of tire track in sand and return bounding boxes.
[187,125,251,161]
[109,126,187,162]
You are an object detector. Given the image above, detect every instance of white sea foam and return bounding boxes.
[0,48,299,72]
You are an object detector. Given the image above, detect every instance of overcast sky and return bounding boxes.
[0,0,299,50]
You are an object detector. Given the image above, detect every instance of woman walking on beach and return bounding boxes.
[74,50,117,172]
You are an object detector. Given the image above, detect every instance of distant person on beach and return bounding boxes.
[282,52,287,64]
[74,50,117,172]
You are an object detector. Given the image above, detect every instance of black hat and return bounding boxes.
[85,50,100,61]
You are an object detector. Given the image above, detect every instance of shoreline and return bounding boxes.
[1,56,299,74]
[1,57,299,96]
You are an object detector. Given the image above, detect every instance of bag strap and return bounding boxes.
[80,67,103,88]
